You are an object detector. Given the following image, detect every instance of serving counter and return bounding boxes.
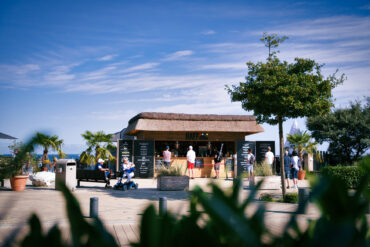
[154,157,234,178]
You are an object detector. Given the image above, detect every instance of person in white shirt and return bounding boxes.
[264,146,274,169]
[291,151,300,189]
[186,146,196,179]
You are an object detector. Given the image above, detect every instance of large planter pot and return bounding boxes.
[157,176,189,191]
[298,170,306,180]
[10,175,29,191]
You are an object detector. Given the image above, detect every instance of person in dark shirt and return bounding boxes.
[213,148,222,179]
[284,150,292,189]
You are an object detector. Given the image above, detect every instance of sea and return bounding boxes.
[1,154,80,160]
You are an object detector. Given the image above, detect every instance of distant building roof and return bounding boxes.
[124,112,264,136]
[0,132,17,140]
[111,128,136,142]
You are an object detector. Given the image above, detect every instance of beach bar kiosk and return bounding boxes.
[116,112,264,178]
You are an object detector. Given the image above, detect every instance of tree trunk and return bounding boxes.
[278,116,286,198]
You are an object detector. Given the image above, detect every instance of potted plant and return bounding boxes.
[157,166,189,191]
[0,142,34,191]
[287,131,317,180]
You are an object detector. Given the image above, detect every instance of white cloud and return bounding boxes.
[162,50,194,61]
[98,54,117,61]
[121,62,159,73]
[201,30,216,35]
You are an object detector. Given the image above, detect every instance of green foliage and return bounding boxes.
[307,99,370,165]
[156,166,183,177]
[260,32,289,57]
[80,130,115,165]
[32,132,66,158]
[259,193,274,202]
[3,182,119,247]
[283,193,298,203]
[226,57,343,125]
[287,131,317,169]
[0,133,65,178]
[254,162,273,176]
[321,165,365,189]
[226,33,344,197]
[132,173,369,247]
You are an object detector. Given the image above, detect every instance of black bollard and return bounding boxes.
[159,197,167,216]
[249,175,255,188]
[297,188,310,214]
[90,197,99,218]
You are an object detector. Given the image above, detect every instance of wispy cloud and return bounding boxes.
[201,30,216,35]
[162,50,194,61]
[121,62,159,73]
[98,54,117,61]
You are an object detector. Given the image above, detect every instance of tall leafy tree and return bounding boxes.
[287,131,317,169]
[307,99,370,165]
[226,33,344,197]
[80,131,115,165]
[33,132,66,158]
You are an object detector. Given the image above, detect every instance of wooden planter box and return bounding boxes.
[157,176,189,191]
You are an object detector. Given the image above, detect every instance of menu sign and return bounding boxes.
[256,141,275,163]
[134,140,154,178]
[236,141,256,176]
[195,158,204,168]
[118,140,133,164]
[225,158,234,171]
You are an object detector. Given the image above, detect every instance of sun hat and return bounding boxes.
[97,158,104,163]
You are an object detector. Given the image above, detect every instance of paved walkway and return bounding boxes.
[0,176,315,246]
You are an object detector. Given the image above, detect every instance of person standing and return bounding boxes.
[41,150,50,171]
[264,146,274,170]
[186,146,196,179]
[246,148,255,178]
[291,151,300,189]
[162,146,172,169]
[283,150,292,189]
[213,147,222,179]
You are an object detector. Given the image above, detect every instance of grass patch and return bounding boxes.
[156,166,183,177]
[259,192,298,204]
[254,162,273,176]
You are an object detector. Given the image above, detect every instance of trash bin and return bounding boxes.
[55,159,77,191]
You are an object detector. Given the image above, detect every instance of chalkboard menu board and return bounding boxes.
[118,140,133,165]
[237,141,256,176]
[195,158,204,168]
[134,140,154,178]
[256,141,275,163]
[225,158,234,171]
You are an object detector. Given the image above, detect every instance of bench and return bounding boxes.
[76,169,110,187]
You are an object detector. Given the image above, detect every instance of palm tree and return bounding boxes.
[32,132,66,158]
[80,131,115,166]
[287,131,316,170]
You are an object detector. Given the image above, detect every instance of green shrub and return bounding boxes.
[259,193,274,202]
[283,193,298,203]
[254,162,273,176]
[321,166,363,189]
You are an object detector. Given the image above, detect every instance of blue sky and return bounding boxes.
[0,0,369,154]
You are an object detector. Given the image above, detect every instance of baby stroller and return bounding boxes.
[114,167,138,191]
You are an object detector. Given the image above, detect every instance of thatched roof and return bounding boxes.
[124,112,264,135]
